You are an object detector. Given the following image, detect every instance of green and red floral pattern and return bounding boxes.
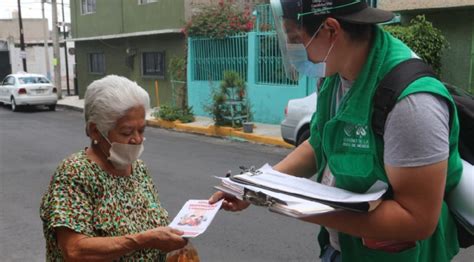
[40,150,169,261]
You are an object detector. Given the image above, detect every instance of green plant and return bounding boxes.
[155,104,195,123]
[169,56,186,82]
[183,0,255,38]
[205,71,250,127]
[220,71,246,100]
[384,15,449,76]
[179,106,195,123]
[169,56,188,110]
[158,105,181,121]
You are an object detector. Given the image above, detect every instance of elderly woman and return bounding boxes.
[40,75,187,261]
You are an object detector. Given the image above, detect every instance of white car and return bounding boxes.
[281,92,317,146]
[0,73,58,111]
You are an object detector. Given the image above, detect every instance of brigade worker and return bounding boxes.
[210,1,462,261]
[40,75,187,261]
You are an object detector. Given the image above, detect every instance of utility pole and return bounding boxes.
[61,0,70,95]
[52,0,62,99]
[41,0,51,80]
[17,0,27,72]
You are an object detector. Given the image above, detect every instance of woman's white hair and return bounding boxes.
[84,75,150,136]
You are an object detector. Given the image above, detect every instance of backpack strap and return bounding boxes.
[372,58,438,136]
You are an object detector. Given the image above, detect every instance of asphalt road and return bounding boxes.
[0,105,472,261]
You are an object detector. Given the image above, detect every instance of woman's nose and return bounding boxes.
[129,133,144,144]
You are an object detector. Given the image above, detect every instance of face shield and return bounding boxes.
[270,0,306,80]
[270,0,367,80]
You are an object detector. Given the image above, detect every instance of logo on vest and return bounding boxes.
[342,124,370,149]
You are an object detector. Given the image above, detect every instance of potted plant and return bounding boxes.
[242,102,253,133]
[207,71,249,127]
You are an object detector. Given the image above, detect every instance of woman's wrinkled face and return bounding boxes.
[107,106,146,145]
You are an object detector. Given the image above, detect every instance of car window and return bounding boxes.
[18,77,50,84]
[4,77,15,85]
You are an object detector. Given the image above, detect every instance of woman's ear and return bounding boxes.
[88,122,101,142]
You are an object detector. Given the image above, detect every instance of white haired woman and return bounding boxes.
[40,75,187,261]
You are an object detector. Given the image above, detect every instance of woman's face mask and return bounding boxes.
[100,132,144,170]
[286,23,335,78]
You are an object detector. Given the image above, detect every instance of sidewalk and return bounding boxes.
[57,96,294,149]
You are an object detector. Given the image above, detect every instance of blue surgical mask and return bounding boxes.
[286,23,335,78]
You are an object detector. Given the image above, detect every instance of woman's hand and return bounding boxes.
[56,226,187,261]
[209,191,250,212]
[136,227,188,252]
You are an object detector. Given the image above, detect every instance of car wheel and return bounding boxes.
[48,104,56,111]
[296,129,311,146]
[11,97,19,112]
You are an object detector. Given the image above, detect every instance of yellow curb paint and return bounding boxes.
[233,131,294,149]
[146,119,294,149]
[175,123,213,136]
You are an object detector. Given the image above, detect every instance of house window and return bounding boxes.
[138,0,157,5]
[81,0,96,15]
[142,52,165,78]
[89,53,105,74]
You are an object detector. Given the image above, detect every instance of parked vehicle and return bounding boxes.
[281,92,317,146]
[0,73,58,111]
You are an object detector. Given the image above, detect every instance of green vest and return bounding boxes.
[309,26,462,262]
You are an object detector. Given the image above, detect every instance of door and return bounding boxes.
[0,76,15,103]
[0,51,11,81]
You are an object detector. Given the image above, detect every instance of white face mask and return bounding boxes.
[100,132,144,170]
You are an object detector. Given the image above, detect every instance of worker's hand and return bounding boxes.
[209,191,250,212]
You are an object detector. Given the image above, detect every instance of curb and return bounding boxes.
[147,119,294,149]
[56,103,84,113]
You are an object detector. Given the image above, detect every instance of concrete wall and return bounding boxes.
[0,18,49,42]
[75,34,185,104]
[9,44,75,89]
[396,9,474,92]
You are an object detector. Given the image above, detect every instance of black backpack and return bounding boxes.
[372,58,474,248]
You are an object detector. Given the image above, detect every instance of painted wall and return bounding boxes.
[122,0,185,33]
[71,0,123,38]
[187,32,317,124]
[400,9,474,92]
[187,80,315,125]
[75,34,185,104]
[71,0,184,39]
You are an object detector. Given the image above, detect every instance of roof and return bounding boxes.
[378,0,474,11]
[8,72,48,78]
[69,29,182,42]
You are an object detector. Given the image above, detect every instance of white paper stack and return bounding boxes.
[215,164,388,218]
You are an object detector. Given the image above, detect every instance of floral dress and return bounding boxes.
[40,150,169,261]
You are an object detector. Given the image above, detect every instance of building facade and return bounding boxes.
[0,15,74,89]
[70,0,189,105]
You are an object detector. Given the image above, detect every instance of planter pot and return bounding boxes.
[243,122,254,133]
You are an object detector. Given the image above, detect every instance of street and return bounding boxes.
[0,106,472,261]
